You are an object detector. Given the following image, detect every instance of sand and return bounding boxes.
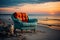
[0,24,60,40]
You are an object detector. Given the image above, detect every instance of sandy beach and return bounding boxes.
[0,24,60,40]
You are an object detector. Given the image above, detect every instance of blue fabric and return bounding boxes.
[11,14,37,30]
[28,18,37,23]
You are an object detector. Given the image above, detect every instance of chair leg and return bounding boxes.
[14,29,16,34]
[21,29,23,33]
[34,29,36,33]
[14,29,17,36]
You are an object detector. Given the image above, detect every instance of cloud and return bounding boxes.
[0,2,60,14]
[0,0,60,7]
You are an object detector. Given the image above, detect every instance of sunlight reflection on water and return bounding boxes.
[38,19,60,30]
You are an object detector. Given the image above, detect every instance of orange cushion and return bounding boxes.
[14,12,28,22]
[22,13,28,22]
[14,12,22,21]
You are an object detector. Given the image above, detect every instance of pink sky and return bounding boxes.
[0,2,60,14]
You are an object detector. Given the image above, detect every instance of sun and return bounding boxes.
[50,13,55,15]
[49,12,55,15]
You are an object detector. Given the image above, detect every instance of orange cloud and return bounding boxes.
[0,2,60,14]
[0,8,16,12]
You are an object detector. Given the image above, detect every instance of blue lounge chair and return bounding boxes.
[11,12,37,32]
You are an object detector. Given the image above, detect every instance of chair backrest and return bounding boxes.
[13,12,28,22]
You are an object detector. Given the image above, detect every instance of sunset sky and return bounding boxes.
[0,0,60,15]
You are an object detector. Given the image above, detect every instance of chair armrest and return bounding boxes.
[28,18,37,23]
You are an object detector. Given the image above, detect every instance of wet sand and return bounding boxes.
[38,19,60,30]
[0,24,60,40]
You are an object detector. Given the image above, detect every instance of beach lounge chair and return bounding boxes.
[11,12,37,32]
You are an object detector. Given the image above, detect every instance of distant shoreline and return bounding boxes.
[0,14,60,16]
[0,14,11,15]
